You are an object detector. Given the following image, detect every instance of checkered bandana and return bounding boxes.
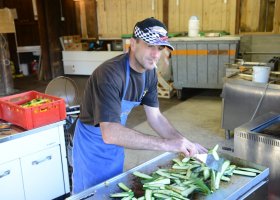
[133,18,174,51]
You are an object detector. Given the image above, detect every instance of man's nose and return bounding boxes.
[151,47,161,58]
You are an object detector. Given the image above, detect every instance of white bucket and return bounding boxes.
[188,16,199,37]
[252,66,271,83]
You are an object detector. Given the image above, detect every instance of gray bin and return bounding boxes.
[169,37,240,98]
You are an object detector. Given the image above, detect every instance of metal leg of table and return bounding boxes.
[225,129,231,140]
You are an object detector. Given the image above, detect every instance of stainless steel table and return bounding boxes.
[221,78,280,139]
[67,152,269,200]
[234,112,280,199]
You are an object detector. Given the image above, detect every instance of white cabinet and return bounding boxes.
[0,159,25,200]
[62,51,123,75]
[0,121,70,200]
[21,146,65,200]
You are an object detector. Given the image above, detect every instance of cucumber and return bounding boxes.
[145,189,152,200]
[208,144,220,160]
[233,169,257,177]
[182,157,190,163]
[236,167,262,174]
[110,191,133,198]
[172,158,185,166]
[143,178,171,186]
[221,175,231,182]
[118,182,131,192]
[215,160,231,189]
[133,171,153,179]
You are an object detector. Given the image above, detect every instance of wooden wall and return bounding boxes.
[76,0,279,39]
[1,0,279,80]
[239,0,277,33]
[168,0,237,34]
[95,0,164,38]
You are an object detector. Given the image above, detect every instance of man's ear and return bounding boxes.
[130,38,136,50]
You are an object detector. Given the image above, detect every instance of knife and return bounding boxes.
[193,153,225,172]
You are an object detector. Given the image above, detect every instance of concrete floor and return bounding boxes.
[13,74,234,171]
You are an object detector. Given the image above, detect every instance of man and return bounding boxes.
[72,17,207,194]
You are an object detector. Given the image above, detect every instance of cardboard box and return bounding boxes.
[62,35,81,44]
[64,43,88,51]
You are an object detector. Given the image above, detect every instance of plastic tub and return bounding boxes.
[0,91,66,129]
[188,16,200,37]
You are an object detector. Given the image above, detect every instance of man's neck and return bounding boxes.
[129,53,145,73]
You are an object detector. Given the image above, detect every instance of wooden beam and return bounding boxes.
[36,0,65,80]
[235,0,241,34]
[274,0,280,33]
[79,0,88,38]
[163,0,168,28]
[36,0,51,80]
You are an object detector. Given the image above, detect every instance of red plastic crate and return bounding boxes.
[0,90,66,130]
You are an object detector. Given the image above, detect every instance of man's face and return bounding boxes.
[131,38,165,71]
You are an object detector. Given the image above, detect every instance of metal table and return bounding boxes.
[235,112,280,199]
[221,78,280,139]
[67,152,269,200]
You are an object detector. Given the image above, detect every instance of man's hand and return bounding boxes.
[179,140,208,157]
[194,143,208,154]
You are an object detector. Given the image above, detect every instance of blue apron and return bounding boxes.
[72,58,146,194]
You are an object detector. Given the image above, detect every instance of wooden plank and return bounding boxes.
[220,0,228,31]
[79,0,88,38]
[203,0,223,31]
[274,0,280,33]
[96,0,107,37]
[197,0,235,34]
[105,0,122,38]
[142,0,151,18]
[229,0,238,34]
[126,0,138,35]
[157,72,175,99]
[240,0,261,32]
[162,0,169,27]
[136,1,142,21]
[85,0,97,38]
[168,0,180,32]
[156,0,164,21]
[178,0,186,31]
[120,0,127,35]
[74,1,82,35]
[266,0,275,32]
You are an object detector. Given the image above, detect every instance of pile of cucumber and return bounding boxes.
[20,98,52,108]
[110,145,262,200]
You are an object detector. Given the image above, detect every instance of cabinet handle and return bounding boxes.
[0,170,10,179]
[32,155,52,165]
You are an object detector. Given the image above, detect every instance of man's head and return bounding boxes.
[132,18,174,51]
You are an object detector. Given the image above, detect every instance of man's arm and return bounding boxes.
[143,105,184,139]
[143,105,208,154]
[100,122,189,153]
[99,107,207,156]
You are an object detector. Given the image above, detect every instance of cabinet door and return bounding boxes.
[0,160,25,200]
[21,145,65,200]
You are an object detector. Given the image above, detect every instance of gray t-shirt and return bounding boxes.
[79,53,159,126]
